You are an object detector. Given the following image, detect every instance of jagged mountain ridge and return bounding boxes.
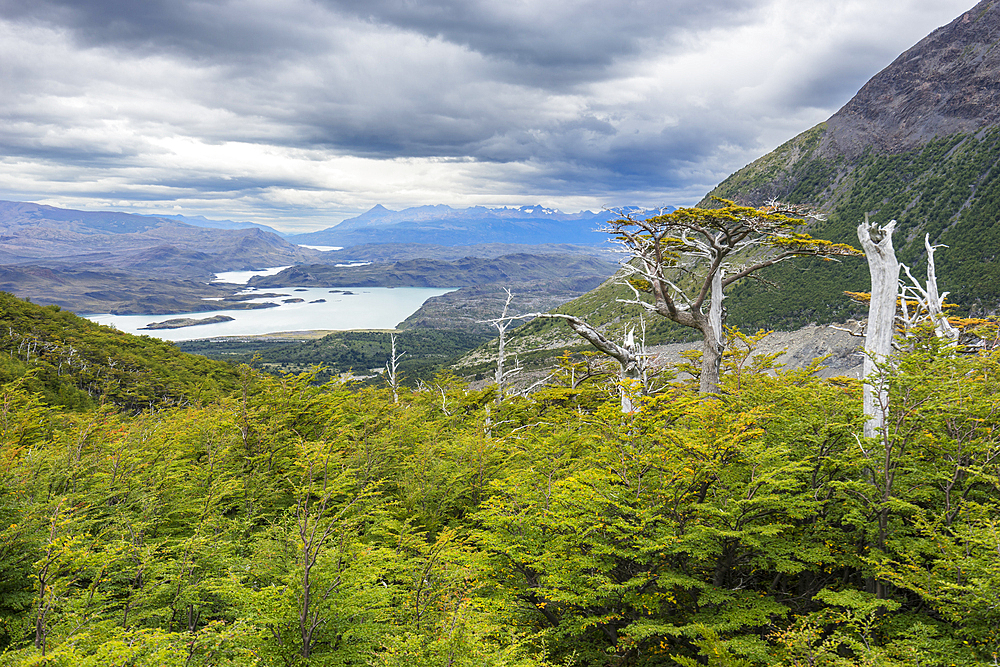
[701,0,1000,320]
[288,204,643,247]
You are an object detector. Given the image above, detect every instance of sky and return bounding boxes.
[0,0,978,232]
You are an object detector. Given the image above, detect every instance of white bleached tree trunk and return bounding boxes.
[702,267,726,395]
[858,217,899,439]
[385,332,404,404]
[483,288,521,406]
[900,234,960,342]
[620,326,641,413]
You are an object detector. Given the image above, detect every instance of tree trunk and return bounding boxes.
[529,313,642,411]
[620,327,641,412]
[700,269,725,395]
[495,322,506,406]
[699,323,723,395]
[620,363,641,413]
[858,218,899,439]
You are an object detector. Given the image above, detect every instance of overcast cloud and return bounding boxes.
[0,0,977,231]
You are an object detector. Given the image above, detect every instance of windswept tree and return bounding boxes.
[550,201,862,394]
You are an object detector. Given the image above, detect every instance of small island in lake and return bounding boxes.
[141,315,236,330]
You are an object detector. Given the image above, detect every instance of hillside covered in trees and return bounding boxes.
[1,292,999,666]
[0,292,239,411]
[4,3,1000,665]
[699,0,1000,328]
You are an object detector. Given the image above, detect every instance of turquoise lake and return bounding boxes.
[86,267,455,341]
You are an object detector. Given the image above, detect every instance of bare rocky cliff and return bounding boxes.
[825,0,1000,157]
[708,0,1000,208]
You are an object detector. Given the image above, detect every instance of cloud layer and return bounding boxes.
[0,0,977,231]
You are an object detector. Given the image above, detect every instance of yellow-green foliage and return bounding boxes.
[0,292,239,411]
[0,336,998,665]
[705,128,1000,329]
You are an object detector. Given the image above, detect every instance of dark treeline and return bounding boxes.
[179,329,495,385]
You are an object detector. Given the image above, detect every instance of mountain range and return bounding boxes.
[0,200,318,274]
[0,200,330,313]
[138,212,286,237]
[288,204,636,246]
[0,200,620,315]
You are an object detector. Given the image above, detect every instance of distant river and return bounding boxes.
[86,267,455,341]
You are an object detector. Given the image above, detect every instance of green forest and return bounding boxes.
[2,292,1000,666]
[178,330,494,386]
[706,127,1000,330]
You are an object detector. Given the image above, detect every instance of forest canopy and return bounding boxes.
[0,289,998,665]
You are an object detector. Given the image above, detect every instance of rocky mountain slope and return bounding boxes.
[703,0,1000,320]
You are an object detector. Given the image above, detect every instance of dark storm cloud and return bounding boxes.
[495,113,754,196]
[3,0,757,70]
[0,0,981,229]
[0,0,326,59]
[318,0,760,82]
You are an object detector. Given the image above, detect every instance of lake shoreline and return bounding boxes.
[86,286,457,342]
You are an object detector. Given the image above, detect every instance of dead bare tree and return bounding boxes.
[526,312,643,412]
[857,216,899,439]
[481,288,525,405]
[900,234,960,342]
[385,332,405,404]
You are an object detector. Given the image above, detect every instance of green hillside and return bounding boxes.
[0,291,239,411]
[705,126,1000,324]
[697,0,1000,323]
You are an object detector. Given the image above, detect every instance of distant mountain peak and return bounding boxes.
[517,205,559,215]
[290,203,631,247]
[360,204,392,217]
